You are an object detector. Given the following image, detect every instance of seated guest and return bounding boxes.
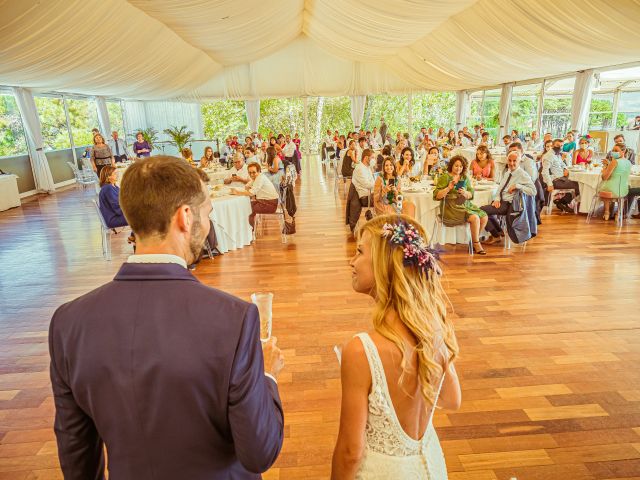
[470,145,495,180]
[384,134,393,146]
[232,163,280,230]
[220,138,233,165]
[373,127,382,147]
[282,135,297,169]
[459,130,474,147]
[133,132,152,158]
[182,147,196,167]
[508,142,537,183]
[357,136,367,162]
[526,131,542,151]
[224,154,250,188]
[543,132,553,144]
[502,135,512,151]
[98,166,128,230]
[423,146,445,175]
[257,142,268,164]
[446,129,457,146]
[396,147,415,177]
[200,146,215,168]
[441,144,453,162]
[573,137,593,165]
[433,156,489,255]
[542,138,579,213]
[346,149,375,233]
[244,136,253,149]
[342,140,358,178]
[324,129,334,147]
[269,136,277,147]
[393,139,406,161]
[476,131,492,147]
[511,129,522,142]
[607,134,636,164]
[481,151,537,244]
[437,127,446,140]
[244,146,260,165]
[562,131,576,155]
[373,157,415,217]
[537,139,553,162]
[264,146,285,189]
[600,143,632,221]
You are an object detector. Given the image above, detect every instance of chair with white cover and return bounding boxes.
[430,212,474,256]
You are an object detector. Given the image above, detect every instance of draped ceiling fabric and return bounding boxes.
[1,1,640,101]
[96,97,111,137]
[455,91,470,131]
[571,70,596,134]
[350,96,367,129]
[497,83,514,141]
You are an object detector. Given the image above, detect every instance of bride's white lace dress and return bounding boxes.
[355,333,448,480]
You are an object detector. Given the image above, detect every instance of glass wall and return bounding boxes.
[201,100,247,141]
[540,77,574,138]
[0,93,28,157]
[467,92,483,129]
[588,93,616,130]
[618,89,640,128]
[66,97,99,147]
[412,92,456,133]
[510,83,541,134]
[365,94,409,139]
[34,95,71,150]
[107,100,124,135]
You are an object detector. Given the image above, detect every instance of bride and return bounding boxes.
[331,214,461,479]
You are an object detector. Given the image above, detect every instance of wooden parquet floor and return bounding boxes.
[1,155,640,480]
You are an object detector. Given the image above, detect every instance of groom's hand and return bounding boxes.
[262,337,285,379]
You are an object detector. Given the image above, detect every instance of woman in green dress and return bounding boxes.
[433,155,488,255]
[600,143,632,220]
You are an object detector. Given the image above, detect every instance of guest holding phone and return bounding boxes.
[224,153,250,188]
[373,157,415,217]
[433,155,489,255]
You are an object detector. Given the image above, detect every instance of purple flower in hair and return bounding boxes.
[381,222,441,277]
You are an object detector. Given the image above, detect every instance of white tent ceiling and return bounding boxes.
[1,0,640,101]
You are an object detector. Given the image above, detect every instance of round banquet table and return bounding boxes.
[567,168,640,214]
[203,168,229,185]
[404,182,497,245]
[210,194,252,253]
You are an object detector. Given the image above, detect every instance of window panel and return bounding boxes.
[34,96,71,151]
[510,83,541,134]
[66,97,99,147]
[107,101,124,136]
[0,94,28,157]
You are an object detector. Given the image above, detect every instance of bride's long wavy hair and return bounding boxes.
[357,214,458,406]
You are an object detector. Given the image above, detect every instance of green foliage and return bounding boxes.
[259,98,304,137]
[107,101,124,135]
[412,92,456,133]
[163,125,193,152]
[365,94,409,136]
[139,128,159,149]
[0,95,28,157]
[201,100,247,140]
[66,98,99,147]
[34,96,71,150]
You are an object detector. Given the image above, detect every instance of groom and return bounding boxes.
[49,156,285,479]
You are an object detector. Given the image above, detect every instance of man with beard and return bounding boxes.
[48,156,285,479]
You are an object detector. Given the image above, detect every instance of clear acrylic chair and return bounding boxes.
[254,179,291,244]
[546,188,577,214]
[67,161,98,191]
[92,198,122,261]
[430,212,474,256]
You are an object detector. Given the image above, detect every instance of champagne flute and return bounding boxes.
[251,292,273,343]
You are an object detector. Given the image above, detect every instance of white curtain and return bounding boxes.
[12,87,56,193]
[245,99,260,132]
[497,83,514,141]
[571,69,595,135]
[455,90,469,130]
[350,95,366,129]
[96,96,111,136]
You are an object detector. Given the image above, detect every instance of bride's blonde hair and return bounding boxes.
[357,214,458,406]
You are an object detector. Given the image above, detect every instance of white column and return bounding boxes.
[96,96,111,136]
[244,99,260,132]
[303,97,310,154]
[497,82,514,141]
[536,81,545,133]
[570,69,596,135]
[455,90,469,131]
[350,95,366,129]
[12,87,56,193]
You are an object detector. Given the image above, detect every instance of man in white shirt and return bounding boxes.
[256,142,268,164]
[244,147,260,166]
[253,133,262,148]
[472,125,481,141]
[525,131,542,151]
[282,136,296,163]
[324,129,334,147]
[628,115,640,130]
[481,151,537,243]
[347,149,375,233]
[356,136,367,162]
[415,127,427,147]
[542,138,579,213]
[221,138,233,166]
[606,134,635,164]
[231,163,280,230]
[373,127,382,147]
[224,154,250,188]
[108,131,128,163]
[508,142,537,183]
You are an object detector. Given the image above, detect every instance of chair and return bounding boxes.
[92,198,122,261]
[254,179,291,244]
[67,161,98,191]
[498,216,527,251]
[627,194,639,219]
[334,151,351,198]
[430,212,474,256]
[545,188,578,215]
[586,177,628,227]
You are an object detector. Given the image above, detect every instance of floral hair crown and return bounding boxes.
[381,221,442,277]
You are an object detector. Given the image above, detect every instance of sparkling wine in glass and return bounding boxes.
[251,292,273,343]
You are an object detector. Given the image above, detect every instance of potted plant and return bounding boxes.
[164,125,194,153]
[129,127,159,150]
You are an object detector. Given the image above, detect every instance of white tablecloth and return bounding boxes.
[203,169,229,185]
[0,174,21,211]
[450,147,476,162]
[404,182,497,245]
[210,195,252,253]
[568,168,640,213]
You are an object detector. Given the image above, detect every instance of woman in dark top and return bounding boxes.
[133,132,152,158]
[98,166,128,229]
[341,140,357,178]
